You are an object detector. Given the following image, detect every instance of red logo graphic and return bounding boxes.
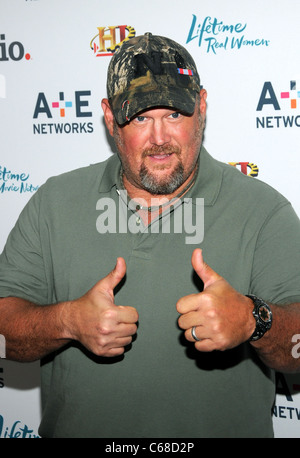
[228,162,259,177]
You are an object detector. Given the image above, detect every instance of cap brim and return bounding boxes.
[111,86,197,125]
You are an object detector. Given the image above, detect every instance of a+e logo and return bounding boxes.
[33,91,92,119]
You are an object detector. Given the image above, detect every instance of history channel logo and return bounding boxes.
[90,26,136,57]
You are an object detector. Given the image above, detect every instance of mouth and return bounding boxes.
[143,145,180,159]
[148,152,174,160]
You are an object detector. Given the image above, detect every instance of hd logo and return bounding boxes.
[90,26,136,56]
[256,80,300,128]
[33,90,93,135]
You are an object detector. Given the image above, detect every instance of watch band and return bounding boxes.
[246,294,273,342]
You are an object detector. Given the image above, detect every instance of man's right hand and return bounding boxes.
[65,257,138,357]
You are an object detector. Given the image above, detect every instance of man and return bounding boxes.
[1,33,300,438]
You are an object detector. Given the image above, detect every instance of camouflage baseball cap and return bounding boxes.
[106,32,201,125]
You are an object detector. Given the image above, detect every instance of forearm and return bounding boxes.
[0,297,71,362]
[0,266,139,362]
[251,302,300,373]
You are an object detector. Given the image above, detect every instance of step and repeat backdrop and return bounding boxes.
[0,0,300,438]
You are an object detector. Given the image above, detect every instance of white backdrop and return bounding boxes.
[0,0,300,438]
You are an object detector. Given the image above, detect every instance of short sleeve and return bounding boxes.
[250,202,300,304]
[0,187,49,304]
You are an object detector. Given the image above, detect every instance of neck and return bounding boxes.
[117,161,199,226]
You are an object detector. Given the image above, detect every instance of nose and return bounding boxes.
[149,119,171,146]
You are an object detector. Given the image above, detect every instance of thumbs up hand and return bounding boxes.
[65,257,138,357]
[177,249,255,352]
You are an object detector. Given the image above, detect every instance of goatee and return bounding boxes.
[139,145,184,195]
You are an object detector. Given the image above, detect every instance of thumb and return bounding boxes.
[192,249,221,288]
[99,257,126,298]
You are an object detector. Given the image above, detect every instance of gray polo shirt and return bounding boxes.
[1,147,300,438]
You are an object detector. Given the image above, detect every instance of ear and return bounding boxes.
[199,89,207,118]
[101,98,115,136]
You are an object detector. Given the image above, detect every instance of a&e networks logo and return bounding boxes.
[32,90,93,135]
[256,80,300,129]
[90,25,136,57]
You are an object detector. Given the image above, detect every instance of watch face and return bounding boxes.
[258,305,271,323]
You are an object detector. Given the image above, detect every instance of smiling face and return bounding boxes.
[101,89,207,200]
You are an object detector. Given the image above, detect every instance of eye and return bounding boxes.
[135,115,147,123]
[169,112,181,119]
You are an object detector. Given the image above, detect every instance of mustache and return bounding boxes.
[142,145,181,158]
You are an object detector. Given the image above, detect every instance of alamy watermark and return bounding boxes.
[0,334,5,358]
[96,191,204,244]
[291,334,300,359]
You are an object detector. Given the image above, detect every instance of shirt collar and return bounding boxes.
[98,153,122,193]
[188,146,223,206]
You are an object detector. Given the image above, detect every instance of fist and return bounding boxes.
[68,258,139,357]
[176,249,255,352]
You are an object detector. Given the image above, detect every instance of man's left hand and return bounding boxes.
[177,249,255,351]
